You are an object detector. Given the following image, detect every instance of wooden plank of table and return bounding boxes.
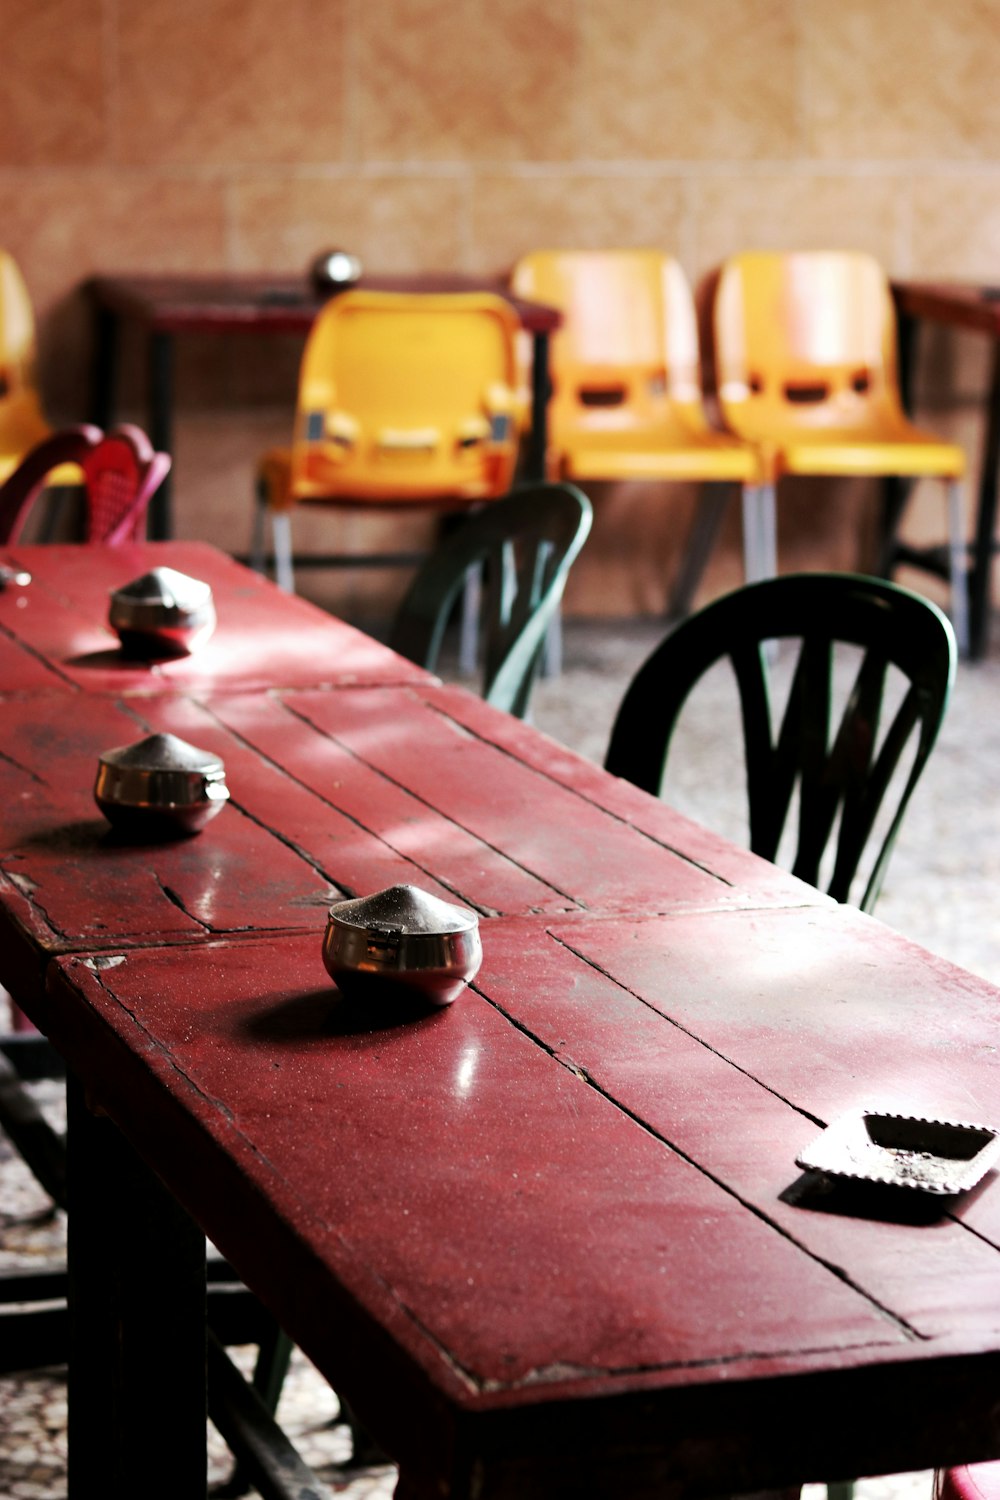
[270,684,827,912]
[418,683,831,902]
[4,670,722,1011]
[484,908,1000,1334]
[45,917,1000,1498]
[0,541,431,695]
[87,272,562,336]
[0,692,333,1006]
[143,692,572,918]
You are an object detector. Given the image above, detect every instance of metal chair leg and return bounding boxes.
[250,483,268,575]
[542,609,563,679]
[741,482,778,584]
[459,563,482,676]
[668,482,734,618]
[271,513,295,594]
[217,1322,296,1498]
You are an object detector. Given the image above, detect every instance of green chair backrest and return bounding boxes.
[605,573,956,912]
[389,481,592,719]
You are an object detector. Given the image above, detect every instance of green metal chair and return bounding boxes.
[389,480,592,719]
[605,572,956,913]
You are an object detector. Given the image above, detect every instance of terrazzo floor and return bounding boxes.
[3,608,998,1500]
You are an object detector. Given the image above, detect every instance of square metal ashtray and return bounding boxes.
[796,1108,1000,1195]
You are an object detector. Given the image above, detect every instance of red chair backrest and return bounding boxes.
[0,423,171,545]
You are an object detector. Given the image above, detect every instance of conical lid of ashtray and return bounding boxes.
[94,731,230,838]
[109,567,216,656]
[323,884,482,1006]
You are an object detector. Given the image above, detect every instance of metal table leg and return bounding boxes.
[525,330,551,482]
[147,329,175,539]
[879,312,919,574]
[67,1073,207,1499]
[90,303,120,431]
[967,340,1000,658]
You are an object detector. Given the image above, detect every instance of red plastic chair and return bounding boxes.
[0,423,171,546]
[937,1466,1000,1500]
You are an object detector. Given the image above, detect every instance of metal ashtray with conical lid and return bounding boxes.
[109,567,216,657]
[94,732,230,838]
[323,884,482,1007]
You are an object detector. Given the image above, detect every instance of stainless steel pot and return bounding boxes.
[323,884,482,1007]
[94,732,230,837]
[109,568,216,656]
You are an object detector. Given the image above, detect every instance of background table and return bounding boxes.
[5,542,1000,1500]
[87,273,563,538]
[888,281,1000,658]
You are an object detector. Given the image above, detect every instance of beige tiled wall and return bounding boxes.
[5,0,1000,615]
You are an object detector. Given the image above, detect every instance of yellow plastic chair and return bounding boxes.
[509,249,764,616]
[711,249,969,652]
[252,289,523,596]
[0,251,79,494]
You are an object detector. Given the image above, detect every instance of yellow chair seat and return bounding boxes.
[777,429,964,479]
[560,423,761,483]
[718,393,964,481]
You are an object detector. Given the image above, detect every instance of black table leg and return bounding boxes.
[525,330,551,482]
[879,312,919,574]
[967,340,1000,659]
[90,303,120,430]
[67,1073,207,1500]
[148,329,175,539]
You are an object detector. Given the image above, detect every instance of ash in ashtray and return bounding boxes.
[879,1147,956,1188]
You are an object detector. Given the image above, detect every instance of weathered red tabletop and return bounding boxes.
[4,542,1000,1500]
[0,678,819,1009]
[46,911,1000,1500]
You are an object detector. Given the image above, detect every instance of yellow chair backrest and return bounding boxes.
[0,250,54,477]
[290,289,522,504]
[713,250,904,436]
[510,249,705,441]
[0,251,39,391]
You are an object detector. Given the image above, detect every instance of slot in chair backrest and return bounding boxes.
[389,481,592,719]
[0,423,171,545]
[511,249,705,441]
[713,250,903,438]
[605,573,955,912]
[290,289,522,504]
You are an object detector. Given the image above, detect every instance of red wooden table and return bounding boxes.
[87,272,563,536]
[889,281,1000,658]
[4,544,1000,1500]
[0,539,432,697]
